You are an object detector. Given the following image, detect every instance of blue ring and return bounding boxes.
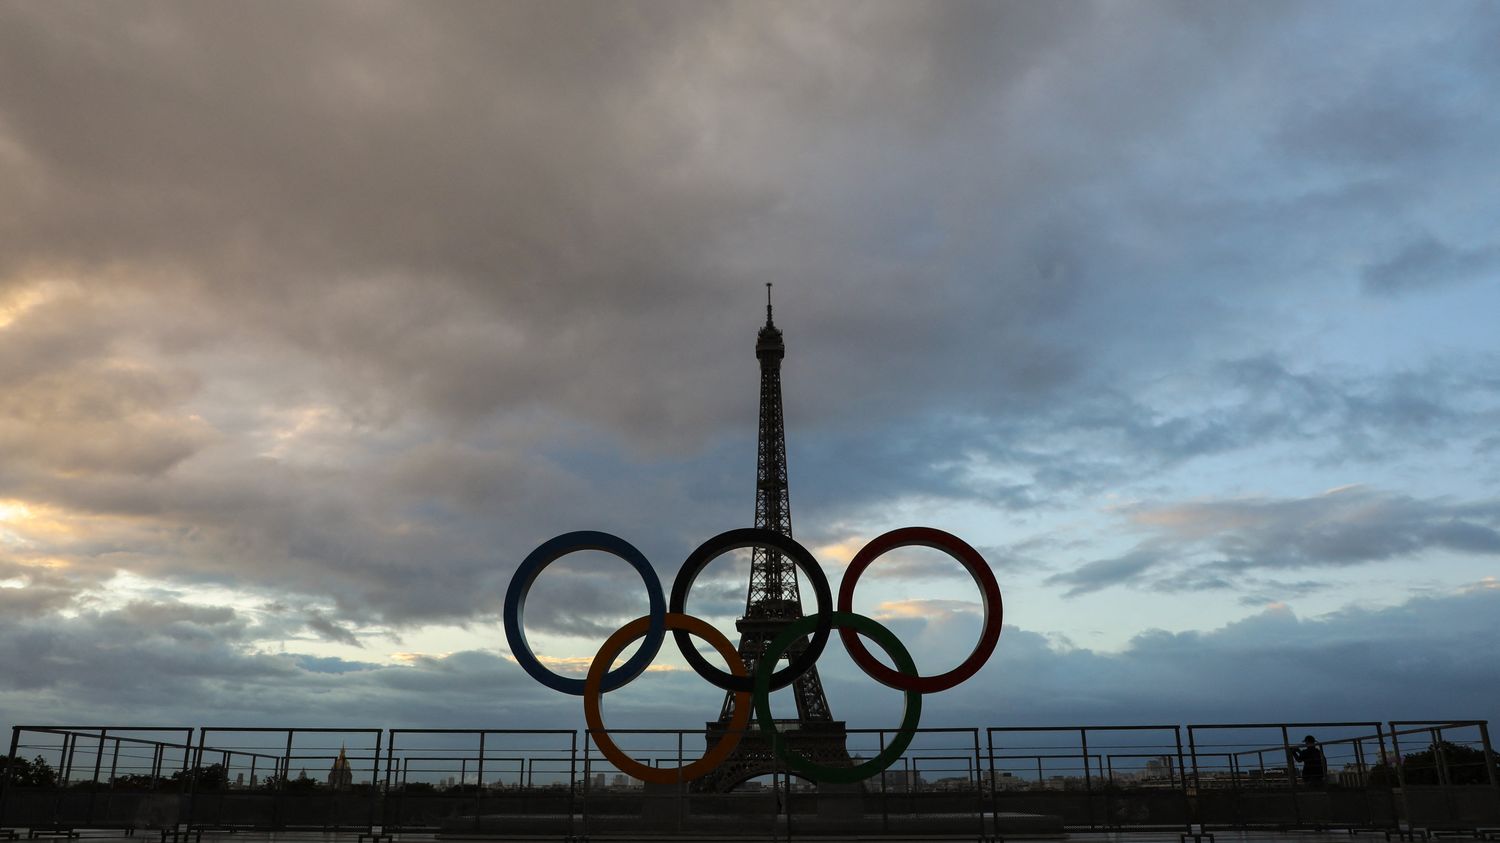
[503,531,666,695]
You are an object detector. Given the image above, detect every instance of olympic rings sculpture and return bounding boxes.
[503,526,1003,784]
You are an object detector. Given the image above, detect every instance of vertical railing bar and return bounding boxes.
[568,730,577,842]
[987,728,1000,841]
[0,727,21,831]
[474,732,485,833]
[1478,721,1498,791]
[970,728,985,842]
[1282,724,1302,827]
[1080,727,1094,829]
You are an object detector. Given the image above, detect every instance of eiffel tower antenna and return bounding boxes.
[696,288,850,792]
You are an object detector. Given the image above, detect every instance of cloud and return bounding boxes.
[0,579,1495,733]
[1045,487,1500,596]
[1045,548,1163,598]
[0,1,1498,731]
[0,581,77,618]
[306,612,362,647]
[874,598,982,621]
[0,6,1492,537]
[1363,235,1500,295]
[1234,579,1331,607]
[0,2,1489,456]
[818,538,1018,581]
[295,654,381,674]
[517,653,681,676]
[1148,487,1500,569]
[930,582,1500,727]
[1461,576,1499,593]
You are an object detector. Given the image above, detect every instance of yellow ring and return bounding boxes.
[584,612,752,784]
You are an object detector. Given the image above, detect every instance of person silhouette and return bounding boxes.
[1290,735,1326,787]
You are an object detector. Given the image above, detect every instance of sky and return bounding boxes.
[1,1,1498,739]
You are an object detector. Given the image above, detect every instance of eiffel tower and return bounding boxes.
[695,285,851,792]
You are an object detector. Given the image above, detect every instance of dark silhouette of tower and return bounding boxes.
[696,285,850,792]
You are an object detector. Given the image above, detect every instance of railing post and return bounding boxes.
[368,729,383,834]
[1354,736,1375,827]
[0,726,20,831]
[1282,725,1302,828]
[84,730,105,828]
[582,729,592,839]
[1080,727,1094,828]
[1188,727,1201,792]
[60,732,74,785]
[383,730,397,833]
[878,730,888,834]
[1390,723,1411,833]
[987,729,1000,840]
[1229,749,1245,828]
[186,727,206,835]
[274,729,294,832]
[1186,726,1203,833]
[1478,721,1498,790]
[970,729,985,843]
[474,732,485,833]
[567,730,577,842]
[780,765,791,841]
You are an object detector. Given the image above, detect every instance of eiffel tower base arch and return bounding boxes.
[691,720,854,793]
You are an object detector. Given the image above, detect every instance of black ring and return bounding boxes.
[670,527,832,693]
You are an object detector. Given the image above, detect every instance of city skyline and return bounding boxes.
[0,2,1498,733]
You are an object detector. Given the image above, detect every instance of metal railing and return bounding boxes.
[1,719,1495,839]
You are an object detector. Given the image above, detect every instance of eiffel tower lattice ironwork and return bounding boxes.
[695,285,851,792]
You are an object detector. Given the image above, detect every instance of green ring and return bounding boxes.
[753,610,922,783]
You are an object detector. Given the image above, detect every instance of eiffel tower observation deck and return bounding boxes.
[695,286,851,792]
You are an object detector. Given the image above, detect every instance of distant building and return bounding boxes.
[881,770,924,792]
[611,774,629,789]
[986,771,1025,791]
[327,746,353,790]
[1144,756,1176,779]
[1337,763,1369,787]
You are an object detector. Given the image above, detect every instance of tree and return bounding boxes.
[1367,741,1499,787]
[168,763,228,791]
[283,775,319,793]
[254,772,319,792]
[1,754,58,787]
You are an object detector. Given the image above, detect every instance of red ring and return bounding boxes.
[836,527,1002,693]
